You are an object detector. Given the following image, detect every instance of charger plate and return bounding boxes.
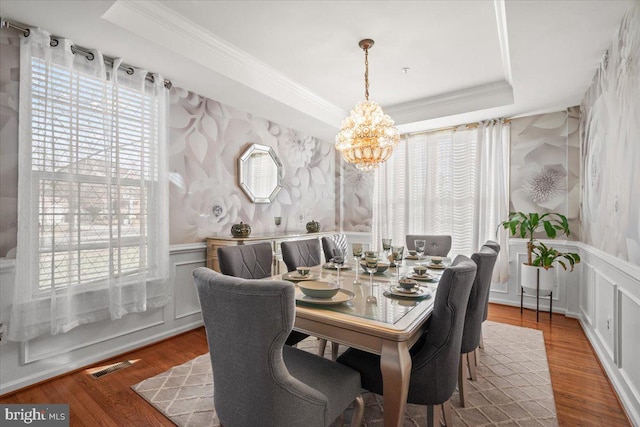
[384,286,432,299]
[283,272,320,281]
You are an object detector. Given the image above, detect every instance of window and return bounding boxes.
[9,29,169,341]
[372,121,509,276]
[31,58,159,292]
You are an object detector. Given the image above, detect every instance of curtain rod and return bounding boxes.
[1,17,172,89]
[403,118,511,138]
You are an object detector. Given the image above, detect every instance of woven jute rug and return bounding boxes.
[132,321,557,426]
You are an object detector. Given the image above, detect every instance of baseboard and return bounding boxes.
[579,316,639,426]
[0,320,203,396]
[487,297,566,315]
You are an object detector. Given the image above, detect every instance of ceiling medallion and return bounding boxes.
[335,39,400,172]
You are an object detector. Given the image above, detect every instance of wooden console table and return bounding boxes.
[206,231,335,274]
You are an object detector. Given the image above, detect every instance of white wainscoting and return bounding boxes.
[579,244,640,425]
[0,243,206,395]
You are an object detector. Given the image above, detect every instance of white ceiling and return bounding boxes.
[0,0,631,140]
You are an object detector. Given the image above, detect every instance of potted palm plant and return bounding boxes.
[498,212,580,294]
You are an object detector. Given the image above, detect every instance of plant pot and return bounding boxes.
[521,264,555,297]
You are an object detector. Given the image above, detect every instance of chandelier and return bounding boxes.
[335,39,399,171]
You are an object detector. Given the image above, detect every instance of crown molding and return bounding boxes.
[102,0,346,127]
[494,0,513,85]
[384,80,514,125]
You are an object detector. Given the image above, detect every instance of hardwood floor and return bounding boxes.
[489,304,629,426]
[0,304,630,426]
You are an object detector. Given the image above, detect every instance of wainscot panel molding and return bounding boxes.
[577,242,640,425]
[0,245,206,396]
[487,239,579,315]
[488,239,639,423]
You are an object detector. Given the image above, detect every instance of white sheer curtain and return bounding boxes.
[372,120,509,282]
[9,28,170,341]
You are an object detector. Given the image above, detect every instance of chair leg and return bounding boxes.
[474,346,480,366]
[478,328,484,349]
[427,405,436,427]
[350,395,364,426]
[550,291,553,321]
[458,354,468,408]
[318,338,327,357]
[468,350,478,381]
[442,399,453,426]
[331,341,339,361]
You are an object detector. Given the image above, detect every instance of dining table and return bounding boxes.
[272,256,448,427]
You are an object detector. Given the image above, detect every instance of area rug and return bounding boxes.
[132,321,557,426]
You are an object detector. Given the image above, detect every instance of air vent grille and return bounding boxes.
[90,360,133,379]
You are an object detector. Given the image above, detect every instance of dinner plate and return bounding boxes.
[408,273,437,282]
[295,288,355,305]
[405,255,419,260]
[322,263,352,270]
[385,286,432,299]
[283,272,320,281]
[427,263,446,269]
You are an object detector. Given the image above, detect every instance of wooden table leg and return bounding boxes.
[381,340,411,427]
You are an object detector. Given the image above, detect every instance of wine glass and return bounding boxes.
[415,239,426,265]
[352,243,363,285]
[274,216,282,227]
[392,245,404,281]
[364,252,378,304]
[382,238,392,259]
[333,249,345,285]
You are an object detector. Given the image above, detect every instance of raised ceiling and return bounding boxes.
[0,0,631,140]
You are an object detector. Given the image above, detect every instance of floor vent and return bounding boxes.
[90,360,133,379]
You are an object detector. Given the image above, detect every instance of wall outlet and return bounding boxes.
[606,316,612,334]
[0,322,5,344]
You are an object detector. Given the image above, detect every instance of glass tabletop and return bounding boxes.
[279,260,444,325]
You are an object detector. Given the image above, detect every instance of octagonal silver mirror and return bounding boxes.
[238,143,283,203]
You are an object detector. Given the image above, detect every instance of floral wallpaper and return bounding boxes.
[580,3,640,266]
[168,88,335,244]
[509,108,580,240]
[339,159,374,232]
[0,33,19,257]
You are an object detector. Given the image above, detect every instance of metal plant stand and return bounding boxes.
[520,268,552,322]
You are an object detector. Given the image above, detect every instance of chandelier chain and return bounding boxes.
[364,47,369,100]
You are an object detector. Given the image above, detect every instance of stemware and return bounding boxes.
[352,243,363,285]
[415,239,426,265]
[382,238,392,258]
[392,245,404,281]
[364,252,379,304]
[333,249,345,285]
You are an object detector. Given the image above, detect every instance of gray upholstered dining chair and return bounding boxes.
[458,245,498,407]
[217,242,308,346]
[321,236,338,264]
[281,238,323,273]
[321,234,348,263]
[337,255,477,426]
[217,242,273,280]
[480,240,501,349]
[405,234,452,256]
[289,238,338,360]
[193,267,365,427]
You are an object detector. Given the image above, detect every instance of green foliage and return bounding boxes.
[497,211,580,269]
[531,242,581,271]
